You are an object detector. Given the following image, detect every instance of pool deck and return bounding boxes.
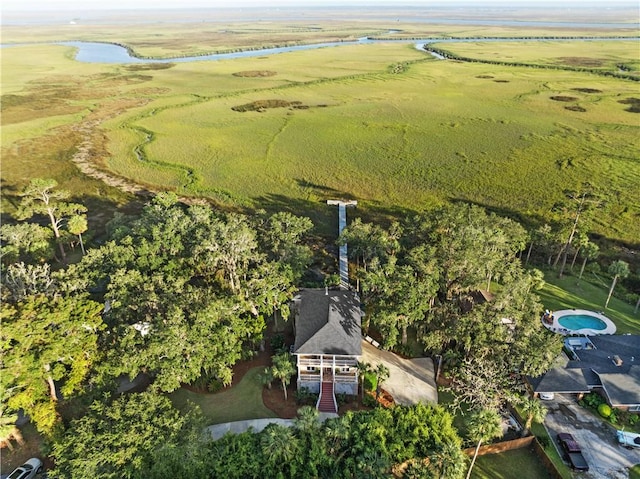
[541,309,616,336]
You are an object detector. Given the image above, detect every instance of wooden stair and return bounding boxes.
[317,381,337,413]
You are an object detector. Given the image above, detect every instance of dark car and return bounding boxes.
[557,432,589,471]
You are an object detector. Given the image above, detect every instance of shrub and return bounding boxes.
[207,379,224,393]
[598,403,612,418]
[363,393,378,407]
[270,334,286,352]
[363,371,378,392]
[295,387,317,405]
[537,436,550,449]
[582,392,605,409]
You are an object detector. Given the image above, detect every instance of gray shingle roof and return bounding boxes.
[534,367,591,394]
[531,335,640,406]
[293,289,362,356]
[598,365,640,407]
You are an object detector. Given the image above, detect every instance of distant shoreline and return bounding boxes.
[3,4,639,27]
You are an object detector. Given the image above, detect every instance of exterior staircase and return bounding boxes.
[317,381,337,413]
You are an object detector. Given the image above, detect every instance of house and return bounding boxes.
[529,334,640,411]
[291,288,362,413]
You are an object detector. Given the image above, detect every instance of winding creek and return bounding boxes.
[3,35,638,64]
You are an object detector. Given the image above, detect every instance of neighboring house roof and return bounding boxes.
[530,334,640,407]
[533,367,591,394]
[598,365,640,407]
[293,289,362,356]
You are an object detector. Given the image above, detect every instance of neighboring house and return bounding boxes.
[291,288,362,413]
[529,334,640,411]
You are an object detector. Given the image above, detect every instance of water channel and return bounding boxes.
[3,35,638,64]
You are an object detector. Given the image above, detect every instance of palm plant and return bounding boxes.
[518,395,547,436]
[605,260,630,309]
[356,361,371,403]
[464,408,502,479]
[374,363,390,402]
[270,351,296,401]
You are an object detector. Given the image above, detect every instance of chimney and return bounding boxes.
[613,355,623,366]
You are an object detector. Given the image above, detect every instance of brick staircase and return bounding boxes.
[317,381,337,413]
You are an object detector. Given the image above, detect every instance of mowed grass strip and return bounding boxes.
[169,367,276,425]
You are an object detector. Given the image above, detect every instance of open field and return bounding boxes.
[2,24,639,243]
[433,40,640,78]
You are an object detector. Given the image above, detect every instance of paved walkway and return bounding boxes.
[543,394,640,479]
[360,340,438,405]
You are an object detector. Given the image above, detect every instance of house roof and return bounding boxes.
[531,334,640,406]
[572,334,640,374]
[533,367,591,394]
[292,289,362,356]
[598,365,640,407]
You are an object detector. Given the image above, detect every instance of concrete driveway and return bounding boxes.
[360,340,438,406]
[543,394,640,479]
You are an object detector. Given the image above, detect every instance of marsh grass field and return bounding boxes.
[1,16,639,242]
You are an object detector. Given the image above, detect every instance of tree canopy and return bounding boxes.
[1,293,104,435]
[343,203,561,379]
[61,193,311,392]
[50,392,202,479]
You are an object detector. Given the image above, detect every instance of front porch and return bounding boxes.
[297,354,359,396]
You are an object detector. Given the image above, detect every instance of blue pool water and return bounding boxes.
[558,314,607,331]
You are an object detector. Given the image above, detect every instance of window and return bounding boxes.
[306,366,316,372]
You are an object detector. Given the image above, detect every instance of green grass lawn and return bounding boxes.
[630,464,640,479]
[169,367,276,425]
[529,422,573,479]
[538,271,640,334]
[470,446,554,479]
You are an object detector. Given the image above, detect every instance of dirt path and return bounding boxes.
[69,101,155,197]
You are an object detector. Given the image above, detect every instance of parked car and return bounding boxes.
[617,430,640,449]
[6,458,43,479]
[557,433,589,471]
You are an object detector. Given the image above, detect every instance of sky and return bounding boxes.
[2,0,627,12]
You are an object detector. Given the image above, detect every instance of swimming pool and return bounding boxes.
[558,314,607,331]
[544,309,617,335]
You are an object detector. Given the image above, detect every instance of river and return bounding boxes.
[4,36,636,64]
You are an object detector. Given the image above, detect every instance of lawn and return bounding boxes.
[538,271,640,335]
[470,446,554,479]
[631,464,640,479]
[169,367,276,425]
